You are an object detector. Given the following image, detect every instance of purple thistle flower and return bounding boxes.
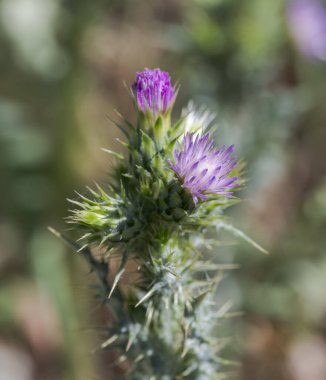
[169,133,238,204]
[132,68,174,117]
[287,0,326,61]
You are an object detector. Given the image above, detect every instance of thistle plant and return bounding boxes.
[55,68,262,379]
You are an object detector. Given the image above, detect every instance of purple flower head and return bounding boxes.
[287,0,326,61]
[169,133,238,204]
[132,68,174,117]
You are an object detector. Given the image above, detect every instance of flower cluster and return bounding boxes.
[169,133,238,204]
[132,68,174,117]
[132,68,238,205]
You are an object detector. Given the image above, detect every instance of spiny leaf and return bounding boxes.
[140,129,156,158]
[216,221,269,254]
[153,116,164,149]
[101,148,124,160]
[106,111,134,137]
[116,137,129,148]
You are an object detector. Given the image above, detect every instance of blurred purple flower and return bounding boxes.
[132,68,174,117]
[169,133,238,204]
[287,0,326,61]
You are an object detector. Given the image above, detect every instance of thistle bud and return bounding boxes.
[132,68,175,129]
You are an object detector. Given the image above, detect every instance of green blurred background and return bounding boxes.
[0,0,326,379]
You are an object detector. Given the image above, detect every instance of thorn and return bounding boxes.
[216,300,233,318]
[101,335,118,349]
[108,268,125,298]
[134,354,144,363]
[125,326,141,352]
[48,226,60,238]
[135,283,164,308]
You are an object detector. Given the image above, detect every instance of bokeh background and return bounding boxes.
[1,0,326,379]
